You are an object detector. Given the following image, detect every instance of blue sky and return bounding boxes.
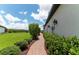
[0,4,52,30]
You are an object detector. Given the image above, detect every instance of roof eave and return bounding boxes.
[44,4,60,27]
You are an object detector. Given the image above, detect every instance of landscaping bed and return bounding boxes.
[43,32,79,55]
[20,40,36,55]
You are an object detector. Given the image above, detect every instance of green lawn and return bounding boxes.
[0,32,31,50]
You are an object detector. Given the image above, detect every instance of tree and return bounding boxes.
[29,23,40,40]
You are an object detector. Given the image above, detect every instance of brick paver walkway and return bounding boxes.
[27,33,47,55]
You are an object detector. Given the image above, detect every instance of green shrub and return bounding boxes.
[37,27,40,35]
[66,36,79,47]
[0,46,21,55]
[15,40,28,51]
[26,39,32,44]
[43,32,79,55]
[29,23,40,40]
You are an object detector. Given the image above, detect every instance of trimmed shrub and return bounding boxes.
[37,27,40,35]
[15,40,28,51]
[29,23,40,40]
[26,39,32,44]
[0,46,21,55]
[43,32,79,55]
[69,47,79,55]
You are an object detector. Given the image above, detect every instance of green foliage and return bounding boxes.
[37,27,40,35]
[0,32,31,50]
[29,23,40,39]
[15,40,28,51]
[8,29,27,33]
[0,46,21,55]
[26,39,32,44]
[43,32,79,55]
[69,47,79,55]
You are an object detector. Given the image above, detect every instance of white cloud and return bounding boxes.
[7,22,28,30]
[39,25,43,30]
[23,19,28,23]
[19,11,27,15]
[0,14,6,26]
[4,14,21,23]
[5,14,29,30]
[31,4,52,23]
[0,13,29,30]
[24,12,27,15]
[0,10,5,14]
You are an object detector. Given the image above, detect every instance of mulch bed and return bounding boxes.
[20,40,37,55]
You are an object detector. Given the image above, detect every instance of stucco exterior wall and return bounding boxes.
[45,4,79,37]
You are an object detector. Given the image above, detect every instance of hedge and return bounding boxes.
[29,23,40,40]
[43,32,79,55]
[15,40,29,51]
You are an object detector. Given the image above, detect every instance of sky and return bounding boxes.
[0,4,52,30]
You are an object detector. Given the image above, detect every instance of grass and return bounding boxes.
[0,32,31,50]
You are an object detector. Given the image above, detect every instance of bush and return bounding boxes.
[43,32,79,55]
[43,32,63,54]
[0,46,21,55]
[37,27,40,35]
[15,40,28,51]
[69,47,79,55]
[26,39,32,44]
[29,23,40,40]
